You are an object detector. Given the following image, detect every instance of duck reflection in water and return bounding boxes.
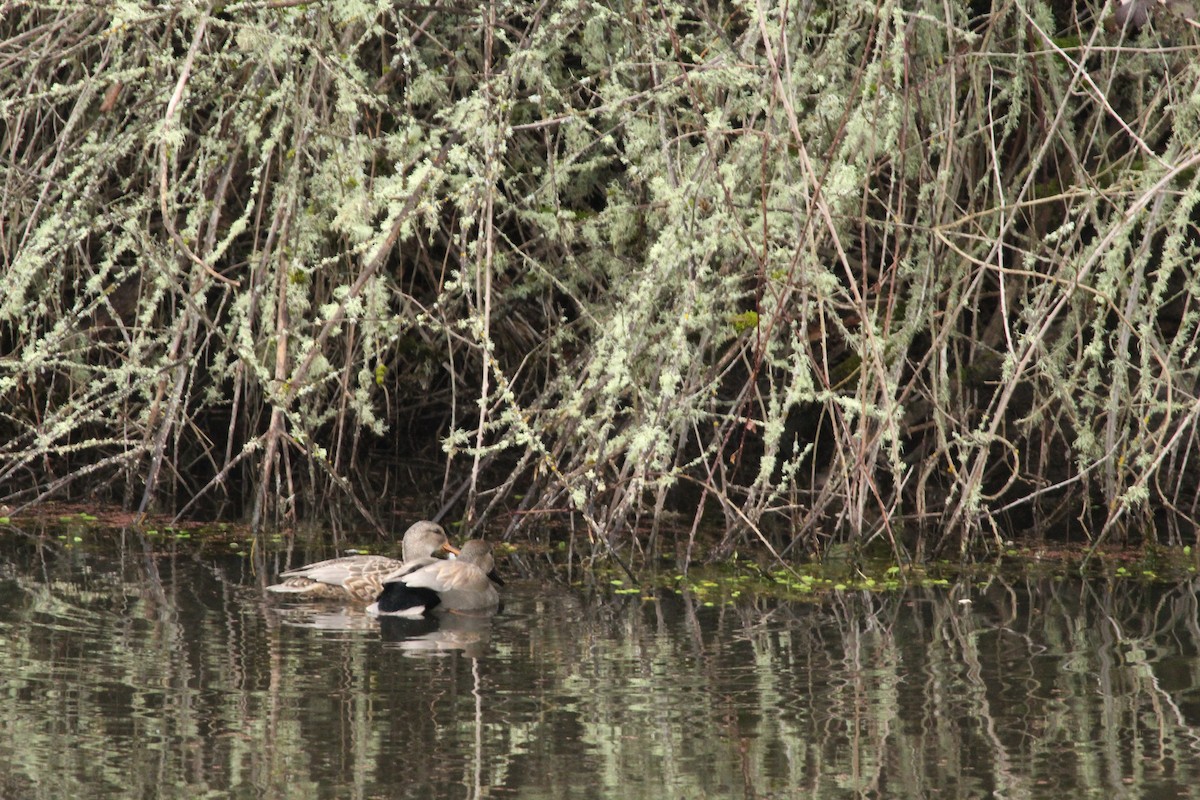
[378,611,496,658]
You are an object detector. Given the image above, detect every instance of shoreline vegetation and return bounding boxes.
[3,3,1200,567]
[4,502,1198,601]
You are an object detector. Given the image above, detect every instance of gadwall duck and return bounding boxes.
[367,539,502,616]
[266,520,454,602]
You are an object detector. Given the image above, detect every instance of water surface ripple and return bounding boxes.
[1,533,1199,798]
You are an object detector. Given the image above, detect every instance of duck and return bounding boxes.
[266,520,455,602]
[367,539,503,616]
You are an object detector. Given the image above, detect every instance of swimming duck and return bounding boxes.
[367,539,503,616]
[266,520,454,602]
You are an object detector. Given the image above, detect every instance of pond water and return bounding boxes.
[2,523,1200,799]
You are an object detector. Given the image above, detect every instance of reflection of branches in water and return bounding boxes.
[470,658,484,800]
[0,533,278,796]
[563,579,1200,796]
[1081,578,1200,757]
[10,536,1200,796]
[925,576,1200,787]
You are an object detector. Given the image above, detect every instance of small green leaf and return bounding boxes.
[728,310,759,333]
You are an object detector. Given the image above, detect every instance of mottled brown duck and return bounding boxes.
[266,520,454,602]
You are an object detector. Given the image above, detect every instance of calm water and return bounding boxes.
[2,525,1200,799]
